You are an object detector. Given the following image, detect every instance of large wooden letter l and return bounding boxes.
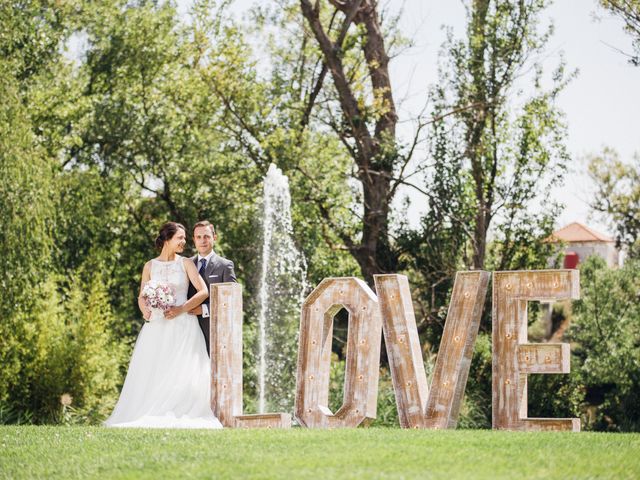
[210,283,291,428]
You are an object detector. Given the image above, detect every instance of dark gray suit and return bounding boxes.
[187,252,237,356]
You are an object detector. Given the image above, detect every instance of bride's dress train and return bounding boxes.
[105,257,222,428]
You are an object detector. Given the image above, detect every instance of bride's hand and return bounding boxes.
[142,308,151,321]
[165,306,183,320]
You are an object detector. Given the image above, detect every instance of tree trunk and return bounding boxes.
[357,170,393,285]
[300,0,399,285]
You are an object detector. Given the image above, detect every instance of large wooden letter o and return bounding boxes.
[295,277,382,428]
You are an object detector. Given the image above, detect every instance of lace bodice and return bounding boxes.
[149,257,189,306]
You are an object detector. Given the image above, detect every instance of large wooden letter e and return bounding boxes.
[492,270,580,431]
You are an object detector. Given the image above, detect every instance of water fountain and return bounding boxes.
[256,164,307,413]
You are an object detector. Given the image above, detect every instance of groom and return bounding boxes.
[187,220,237,356]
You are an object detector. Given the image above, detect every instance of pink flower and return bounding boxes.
[142,282,177,311]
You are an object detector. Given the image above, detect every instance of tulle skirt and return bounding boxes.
[105,312,222,429]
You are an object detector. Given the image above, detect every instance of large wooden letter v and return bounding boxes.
[375,272,490,429]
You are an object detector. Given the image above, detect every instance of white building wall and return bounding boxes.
[565,242,619,268]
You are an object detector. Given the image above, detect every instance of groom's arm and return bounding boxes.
[222,260,237,283]
[199,260,238,318]
[187,279,207,317]
[199,292,210,318]
[201,260,236,318]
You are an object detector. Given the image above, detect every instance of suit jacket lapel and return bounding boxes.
[206,253,220,277]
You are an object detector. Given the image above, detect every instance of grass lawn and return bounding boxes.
[1,426,639,479]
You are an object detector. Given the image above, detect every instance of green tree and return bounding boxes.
[0,0,67,409]
[396,0,572,427]
[296,0,404,284]
[430,0,569,271]
[199,0,362,287]
[8,273,126,423]
[0,68,56,409]
[600,0,640,65]
[399,0,570,331]
[222,0,409,286]
[1,0,132,423]
[570,256,640,431]
[46,2,253,331]
[588,148,640,258]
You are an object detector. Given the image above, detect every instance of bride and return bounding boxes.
[105,222,222,428]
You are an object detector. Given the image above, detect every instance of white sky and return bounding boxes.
[181,0,640,235]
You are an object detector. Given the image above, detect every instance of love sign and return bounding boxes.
[208,270,580,431]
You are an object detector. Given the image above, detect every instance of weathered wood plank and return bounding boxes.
[374,274,429,429]
[517,343,570,374]
[424,271,490,429]
[375,272,489,429]
[492,270,580,432]
[234,413,292,429]
[210,283,291,428]
[210,283,243,427]
[522,418,581,432]
[295,278,382,428]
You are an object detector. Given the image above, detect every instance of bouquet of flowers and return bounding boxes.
[141,282,176,321]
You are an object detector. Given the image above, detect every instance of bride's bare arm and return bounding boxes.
[138,261,152,320]
[165,259,208,319]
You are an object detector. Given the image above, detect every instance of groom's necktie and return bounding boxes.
[199,258,207,277]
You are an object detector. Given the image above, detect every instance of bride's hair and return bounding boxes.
[155,222,186,250]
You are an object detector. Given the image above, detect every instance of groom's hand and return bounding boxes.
[189,306,202,316]
[165,306,183,320]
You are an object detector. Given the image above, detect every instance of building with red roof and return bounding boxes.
[547,222,619,268]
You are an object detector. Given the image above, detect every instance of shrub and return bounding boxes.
[569,256,640,431]
[2,272,128,424]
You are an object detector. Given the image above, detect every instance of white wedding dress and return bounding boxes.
[105,256,222,429]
